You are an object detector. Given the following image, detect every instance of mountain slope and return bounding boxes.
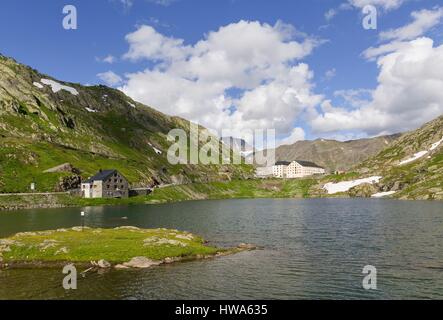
[0,55,253,193]
[221,137,255,157]
[355,115,443,200]
[254,135,400,172]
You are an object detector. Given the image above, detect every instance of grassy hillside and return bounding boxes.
[355,115,443,200]
[0,55,253,193]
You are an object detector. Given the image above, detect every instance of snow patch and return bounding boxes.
[430,136,443,151]
[371,191,396,198]
[398,136,443,165]
[399,151,428,165]
[41,79,79,96]
[128,102,136,109]
[33,82,44,89]
[85,107,98,113]
[323,176,382,194]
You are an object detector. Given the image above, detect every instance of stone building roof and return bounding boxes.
[83,170,118,183]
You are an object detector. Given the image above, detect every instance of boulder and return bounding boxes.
[348,183,379,198]
[97,259,111,268]
[122,257,162,269]
[114,264,130,270]
[164,257,182,264]
[55,247,69,255]
[44,163,74,173]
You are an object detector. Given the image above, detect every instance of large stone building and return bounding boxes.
[272,161,291,178]
[81,169,129,199]
[272,160,325,178]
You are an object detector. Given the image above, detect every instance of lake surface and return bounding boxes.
[0,199,442,300]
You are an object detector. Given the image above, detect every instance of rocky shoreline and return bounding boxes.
[0,243,257,270]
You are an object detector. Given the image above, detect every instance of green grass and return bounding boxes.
[0,227,220,264]
[0,178,320,210]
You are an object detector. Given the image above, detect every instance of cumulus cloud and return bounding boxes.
[364,7,443,59]
[123,25,189,62]
[325,0,406,21]
[97,71,123,86]
[312,37,443,136]
[277,127,306,146]
[96,55,117,64]
[379,7,443,42]
[325,9,339,21]
[120,21,323,143]
[314,6,443,137]
[324,68,337,81]
[334,89,372,108]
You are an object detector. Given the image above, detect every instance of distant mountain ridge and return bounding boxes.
[221,137,255,157]
[253,134,401,172]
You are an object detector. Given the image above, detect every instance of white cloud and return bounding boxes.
[379,7,443,42]
[363,41,409,60]
[312,37,443,136]
[123,25,190,62]
[97,71,123,86]
[120,21,323,138]
[325,9,338,21]
[325,0,405,21]
[324,68,337,81]
[277,127,306,146]
[314,6,443,137]
[348,0,405,11]
[334,88,372,108]
[96,55,117,64]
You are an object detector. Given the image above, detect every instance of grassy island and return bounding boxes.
[0,227,256,269]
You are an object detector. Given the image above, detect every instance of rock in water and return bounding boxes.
[238,243,257,250]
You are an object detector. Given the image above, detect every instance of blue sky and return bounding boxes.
[1,0,443,144]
